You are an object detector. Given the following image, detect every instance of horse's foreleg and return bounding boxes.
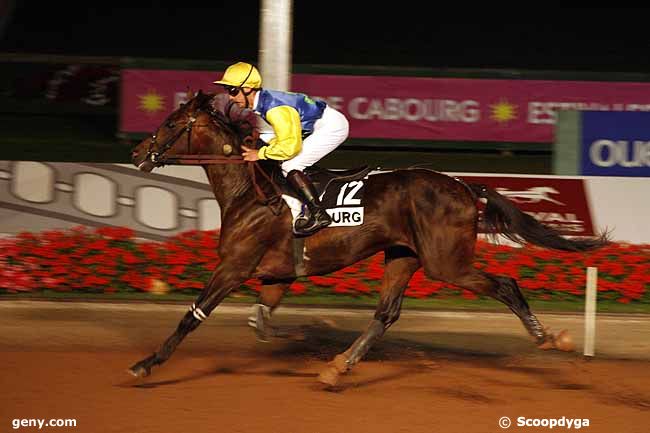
[128,264,255,378]
[318,251,420,386]
[248,279,294,342]
[128,308,203,378]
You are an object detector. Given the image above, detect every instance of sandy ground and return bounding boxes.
[0,300,648,433]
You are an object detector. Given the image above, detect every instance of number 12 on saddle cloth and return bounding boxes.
[283,179,366,227]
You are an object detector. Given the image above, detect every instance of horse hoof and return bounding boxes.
[127,364,151,378]
[554,329,575,352]
[330,354,350,374]
[537,329,575,352]
[317,367,341,387]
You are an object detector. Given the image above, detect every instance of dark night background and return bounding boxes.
[2,3,650,73]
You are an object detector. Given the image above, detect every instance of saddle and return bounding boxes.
[281,165,371,200]
[307,165,370,195]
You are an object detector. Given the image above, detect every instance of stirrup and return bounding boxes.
[293,212,332,237]
[294,205,310,227]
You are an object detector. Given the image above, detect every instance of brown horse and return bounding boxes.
[129,91,608,386]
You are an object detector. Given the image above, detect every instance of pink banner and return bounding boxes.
[121,69,650,143]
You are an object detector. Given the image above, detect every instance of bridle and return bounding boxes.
[144,111,246,166]
[142,105,283,214]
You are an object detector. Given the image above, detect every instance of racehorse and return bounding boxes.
[129,91,608,386]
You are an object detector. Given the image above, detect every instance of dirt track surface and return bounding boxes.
[0,301,649,433]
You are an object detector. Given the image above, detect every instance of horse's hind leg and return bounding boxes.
[248,279,296,342]
[448,270,574,351]
[318,247,420,386]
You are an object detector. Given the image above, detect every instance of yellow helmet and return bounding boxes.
[213,62,262,89]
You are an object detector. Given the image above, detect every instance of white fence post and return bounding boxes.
[584,267,598,357]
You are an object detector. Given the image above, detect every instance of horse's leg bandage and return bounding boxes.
[189,303,208,322]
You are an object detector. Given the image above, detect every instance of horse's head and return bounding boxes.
[131,90,257,172]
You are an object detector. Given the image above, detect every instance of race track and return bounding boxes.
[0,301,648,433]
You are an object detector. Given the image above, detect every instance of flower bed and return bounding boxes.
[1,227,649,304]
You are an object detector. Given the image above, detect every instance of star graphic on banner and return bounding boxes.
[138,90,165,114]
[489,99,518,123]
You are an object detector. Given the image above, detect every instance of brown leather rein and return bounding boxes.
[162,154,247,165]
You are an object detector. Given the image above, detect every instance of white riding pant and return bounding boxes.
[260,106,349,176]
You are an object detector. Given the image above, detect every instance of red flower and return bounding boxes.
[0,227,647,303]
[290,282,307,295]
[461,290,478,300]
[96,226,135,241]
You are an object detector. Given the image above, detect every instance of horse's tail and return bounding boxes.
[468,183,609,252]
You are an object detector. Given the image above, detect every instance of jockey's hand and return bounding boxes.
[241,145,260,162]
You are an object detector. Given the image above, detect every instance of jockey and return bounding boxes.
[214,61,350,237]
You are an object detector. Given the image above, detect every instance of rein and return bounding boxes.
[162,155,247,165]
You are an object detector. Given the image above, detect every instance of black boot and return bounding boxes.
[286,170,332,236]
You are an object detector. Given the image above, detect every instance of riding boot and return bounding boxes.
[286,169,332,236]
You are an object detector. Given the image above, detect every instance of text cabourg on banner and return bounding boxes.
[121,69,650,144]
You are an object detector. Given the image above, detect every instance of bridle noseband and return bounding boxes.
[145,115,199,166]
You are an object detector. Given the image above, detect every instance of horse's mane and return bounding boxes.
[190,92,259,140]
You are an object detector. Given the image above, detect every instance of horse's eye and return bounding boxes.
[166,122,175,129]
